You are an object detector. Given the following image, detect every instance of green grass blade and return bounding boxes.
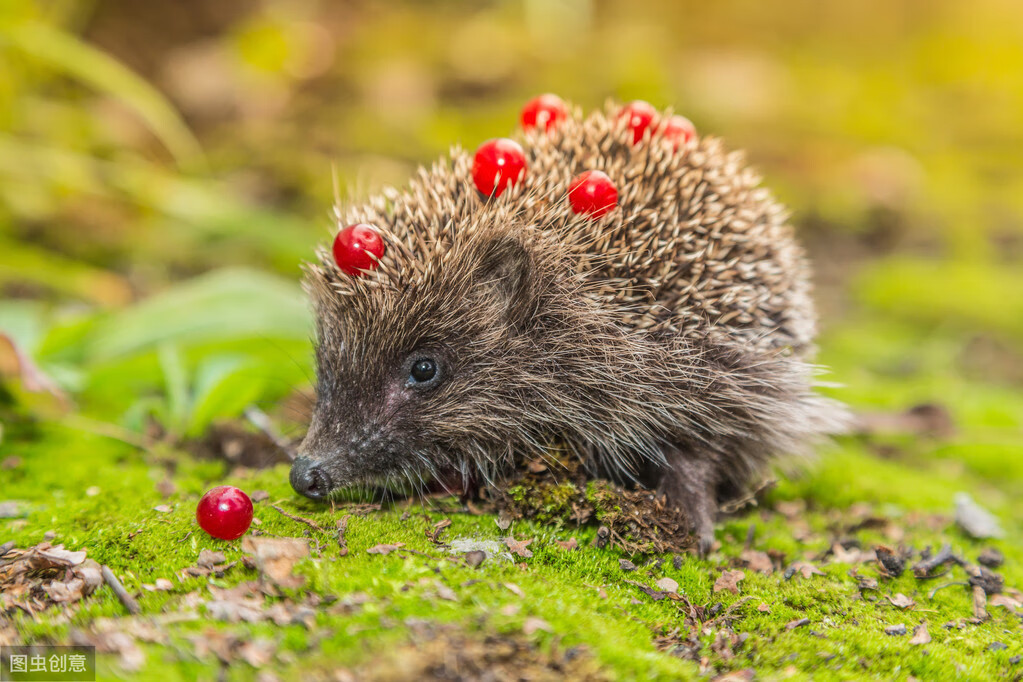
[2,20,204,169]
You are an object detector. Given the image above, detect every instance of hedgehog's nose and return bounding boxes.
[290,457,332,500]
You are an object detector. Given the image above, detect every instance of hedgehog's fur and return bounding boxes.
[295,101,846,551]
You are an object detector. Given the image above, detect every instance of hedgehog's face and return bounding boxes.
[290,234,541,501]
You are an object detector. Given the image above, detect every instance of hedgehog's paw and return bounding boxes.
[657,447,718,557]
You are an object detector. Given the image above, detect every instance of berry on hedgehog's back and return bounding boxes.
[299,98,845,553]
[323,100,810,351]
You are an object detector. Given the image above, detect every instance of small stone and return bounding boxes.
[884,624,907,636]
[619,559,636,572]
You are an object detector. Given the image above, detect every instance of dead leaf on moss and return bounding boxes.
[740,549,773,574]
[238,637,276,667]
[989,594,1020,613]
[197,549,226,568]
[523,617,552,635]
[757,603,770,613]
[887,593,915,610]
[504,583,525,598]
[655,577,679,594]
[366,543,404,555]
[786,618,810,630]
[556,537,578,551]
[436,583,458,602]
[909,624,931,645]
[504,536,534,558]
[713,570,745,595]
[242,536,309,588]
[624,579,668,602]
[711,670,755,682]
[619,559,636,572]
[788,561,825,579]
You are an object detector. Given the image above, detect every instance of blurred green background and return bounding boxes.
[1,0,1021,444]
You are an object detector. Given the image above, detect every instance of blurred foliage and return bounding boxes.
[0,0,1020,439]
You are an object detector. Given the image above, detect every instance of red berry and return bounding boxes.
[568,170,618,219]
[661,115,696,148]
[472,138,527,197]
[333,223,385,276]
[197,486,253,540]
[520,93,568,132]
[618,100,659,144]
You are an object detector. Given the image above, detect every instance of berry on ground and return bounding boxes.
[333,223,385,276]
[568,170,618,219]
[472,138,527,197]
[196,486,253,540]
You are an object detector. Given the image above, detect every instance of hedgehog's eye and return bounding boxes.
[408,357,439,386]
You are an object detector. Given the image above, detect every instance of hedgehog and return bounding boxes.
[290,98,846,552]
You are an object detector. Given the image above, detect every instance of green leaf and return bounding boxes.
[1,20,204,169]
[83,268,311,363]
[186,354,266,437]
[157,343,189,435]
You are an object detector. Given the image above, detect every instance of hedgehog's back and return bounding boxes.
[338,103,817,354]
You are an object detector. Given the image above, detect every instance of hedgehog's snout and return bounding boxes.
[290,456,334,500]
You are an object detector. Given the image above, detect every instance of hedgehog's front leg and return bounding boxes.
[658,446,718,556]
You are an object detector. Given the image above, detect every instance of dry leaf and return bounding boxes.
[713,570,745,594]
[153,505,172,513]
[909,624,931,645]
[436,583,458,602]
[740,549,773,574]
[197,549,226,568]
[887,593,915,610]
[655,577,679,594]
[556,537,578,551]
[786,618,809,630]
[504,537,534,558]
[366,543,404,555]
[504,582,525,598]
[523,617,552,635]
[790,561,825,579]
[757,603,770,613]
[989,594,1021,613]
[241,536,310,588]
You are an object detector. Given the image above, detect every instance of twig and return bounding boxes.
[244,407,297,461]
[928,581,968,599]
[337,515,350,556]
[972,585,988,620]
[270,505,328,533]
[102,565,140,615]
[912,544,959,577]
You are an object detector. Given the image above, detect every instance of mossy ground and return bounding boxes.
[3,276,1022,680]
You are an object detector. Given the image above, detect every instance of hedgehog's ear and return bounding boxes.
[473,235,535,327]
